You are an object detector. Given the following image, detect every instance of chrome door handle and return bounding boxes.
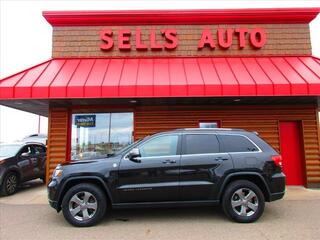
[162,159,176,164]
[215,157,229,161]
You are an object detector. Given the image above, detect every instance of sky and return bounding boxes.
[0,0,320,142]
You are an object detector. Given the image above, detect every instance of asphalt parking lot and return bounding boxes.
[0,180,320,240]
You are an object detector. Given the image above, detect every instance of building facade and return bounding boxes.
[1,8,320,187]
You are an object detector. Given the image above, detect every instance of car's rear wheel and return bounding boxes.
[222,180,265,223]
[1,172,19,196]
[62,183,107,227]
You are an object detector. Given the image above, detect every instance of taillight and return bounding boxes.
[272,155,282,167]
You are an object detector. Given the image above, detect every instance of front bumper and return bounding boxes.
[47,178,61,212]
[49,199,59,210]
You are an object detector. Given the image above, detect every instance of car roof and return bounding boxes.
[0,142,45,147]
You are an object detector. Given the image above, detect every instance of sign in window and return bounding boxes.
[199,121,220,128]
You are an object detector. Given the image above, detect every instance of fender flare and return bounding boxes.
[217,172,271,200]
[57,176,114,206]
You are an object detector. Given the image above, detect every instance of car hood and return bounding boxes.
[60,156,121,167]
[0,156,13,161]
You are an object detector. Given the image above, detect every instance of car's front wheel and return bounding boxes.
[222,180,265,223]
[1,172,19,196]
[62,183,107,227]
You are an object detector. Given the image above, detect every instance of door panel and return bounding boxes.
[118,156,180,203]
[180,153,232,200]
[17,146,35,180]
[180,133,233,201]
[117,134,181,203]
[279,121,304,185]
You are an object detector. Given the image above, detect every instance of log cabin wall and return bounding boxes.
[134,104,320,187]
[46,108,69,182]
[47,104,320,187]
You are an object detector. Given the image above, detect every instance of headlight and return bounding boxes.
[53,165,63,178]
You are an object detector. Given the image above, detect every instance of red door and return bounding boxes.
[279,121,304,185]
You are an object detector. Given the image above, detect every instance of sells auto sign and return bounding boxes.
[100,28,266,51]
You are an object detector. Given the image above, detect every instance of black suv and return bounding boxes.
[0,142,47,195]
[48,128,285,227]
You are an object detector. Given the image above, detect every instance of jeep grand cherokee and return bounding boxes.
[48,128,285,227]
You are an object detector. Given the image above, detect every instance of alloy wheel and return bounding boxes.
[6,174,17,194]
[231,188,259,217]
[68,191,98,221]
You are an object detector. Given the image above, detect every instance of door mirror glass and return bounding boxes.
[127,148,141,162]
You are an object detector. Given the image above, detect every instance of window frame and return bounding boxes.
[217,133,262,154]
[181,133,221,156]
[70,111,134,161]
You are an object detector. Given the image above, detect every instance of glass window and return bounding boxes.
[20,146,35,156]
[34,146,45,154]
[139,135,178,157]
[184,134,219,154]
[71,112,133,160]
[219,135,258,152]
[199,122,219,128]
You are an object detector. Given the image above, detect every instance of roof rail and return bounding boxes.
[23,141,46,145]
[175,128,245,131]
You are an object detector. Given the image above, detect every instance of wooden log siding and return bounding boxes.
[46,104,320,187]
[135,105,320,187]
[46,108,69,182]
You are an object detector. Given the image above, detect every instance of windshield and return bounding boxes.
[0,144,21,158]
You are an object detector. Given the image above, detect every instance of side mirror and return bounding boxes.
[21,152,30,158]
[127,148,141,163]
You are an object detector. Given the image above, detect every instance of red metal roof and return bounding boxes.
[43,8,320,26]
[1,56,320,99]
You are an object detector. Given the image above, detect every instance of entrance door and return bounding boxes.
[279,121,304,185]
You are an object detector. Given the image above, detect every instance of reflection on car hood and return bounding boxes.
[60,156,118,166]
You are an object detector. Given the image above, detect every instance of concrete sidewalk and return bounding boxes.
[0,180,320,240]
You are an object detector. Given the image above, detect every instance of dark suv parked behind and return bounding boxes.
[48,128,285,227]
[0,142,47,195]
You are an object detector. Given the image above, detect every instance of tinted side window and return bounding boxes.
[219,135,258,152]
[34,146,45,154]
[183,134,219,154]
[139,135,179,157]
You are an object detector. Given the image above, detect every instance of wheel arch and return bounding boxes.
[57,176,113,212]
[218,172,271,202]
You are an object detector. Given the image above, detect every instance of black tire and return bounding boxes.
[40,176,45,183]
[62,183,107,227]
[1,172,19,196]
[222,180,265,223]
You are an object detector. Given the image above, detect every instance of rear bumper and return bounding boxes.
[268,172,286,202]
[269,191,285,201]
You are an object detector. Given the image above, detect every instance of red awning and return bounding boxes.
[1,56,320,99]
